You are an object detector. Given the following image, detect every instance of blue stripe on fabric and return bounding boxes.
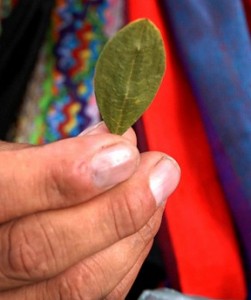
[161,0,251,279]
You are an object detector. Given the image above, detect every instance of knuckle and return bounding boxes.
[108,193,137,240]
[2,216,56,280]
[44,154,86,208]
[107,184,154,240]
[45,160,73,206]
[2,221,39,280]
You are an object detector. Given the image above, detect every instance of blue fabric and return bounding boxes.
[161,0,251,280]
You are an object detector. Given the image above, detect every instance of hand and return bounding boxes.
[0,122,180,299]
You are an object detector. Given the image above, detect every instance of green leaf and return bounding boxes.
[94,18,166,135]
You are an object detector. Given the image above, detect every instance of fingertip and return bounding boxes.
[79,122,137,146]
[149,155,181,206]
[78,121,108,136]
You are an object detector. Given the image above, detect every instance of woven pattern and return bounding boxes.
[15,0,125,144]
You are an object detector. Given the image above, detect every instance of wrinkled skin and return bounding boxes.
[0,123,180,300]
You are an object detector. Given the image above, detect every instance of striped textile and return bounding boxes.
[15,0,125,144]
[128,0,247,298]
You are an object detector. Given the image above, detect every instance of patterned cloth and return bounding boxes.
[15,0,125,144]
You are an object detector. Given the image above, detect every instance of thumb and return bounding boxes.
[0,141,30,151]
[0,125,139,223]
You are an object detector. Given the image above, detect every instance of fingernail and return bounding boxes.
[149,156,180,206]
[78,121,106,136]
[91,143,138,188]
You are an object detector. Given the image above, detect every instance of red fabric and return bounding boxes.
[11,0,19,6]
[243,0,251,31]
[128,1,246,299]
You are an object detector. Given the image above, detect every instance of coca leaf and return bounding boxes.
[94,19,166,135]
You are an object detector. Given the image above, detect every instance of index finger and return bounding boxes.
[0,124,139,223]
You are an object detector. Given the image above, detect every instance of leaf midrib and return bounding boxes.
[114,23,147,133]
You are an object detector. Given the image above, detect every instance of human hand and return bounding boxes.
[0,122,180,299]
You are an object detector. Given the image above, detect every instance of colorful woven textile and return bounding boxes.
[15,0,125,144]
